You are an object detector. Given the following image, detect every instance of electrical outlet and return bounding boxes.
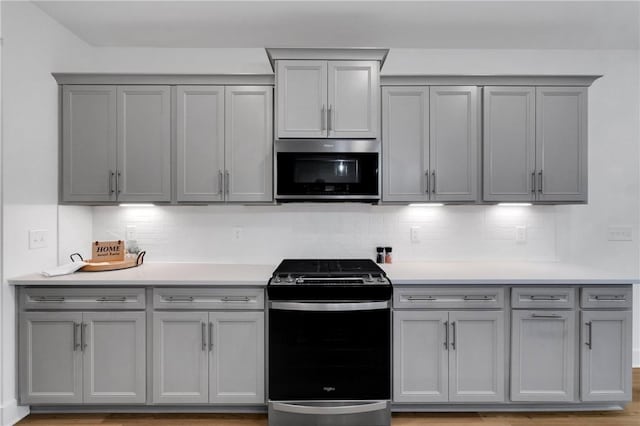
[515,226,527,243]
[233,227,243,241]
[607,227,633,241]
[410,226,420,243]
[126,225,137,241]
[29,229,48,249]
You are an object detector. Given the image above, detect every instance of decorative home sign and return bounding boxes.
[91,240,125,262]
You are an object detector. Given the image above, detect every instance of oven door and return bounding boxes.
[268,300,391,401]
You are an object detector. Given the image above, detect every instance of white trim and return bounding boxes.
[1,399,29,426]
[633,349,640,368]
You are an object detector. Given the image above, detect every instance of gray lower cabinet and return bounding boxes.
[511,310,576,402]
[394,310,504,403]
[19,311,146,404]
[580,310,632,402]
[153,311,264,404]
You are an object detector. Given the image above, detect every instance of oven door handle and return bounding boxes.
[270,401,388,415]
[269,301,389,312]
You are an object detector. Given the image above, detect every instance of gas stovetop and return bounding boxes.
[269,259,391,286]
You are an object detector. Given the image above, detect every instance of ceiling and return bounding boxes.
[33,0,640,50]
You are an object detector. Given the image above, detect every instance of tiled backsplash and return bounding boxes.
[88,204,559,264]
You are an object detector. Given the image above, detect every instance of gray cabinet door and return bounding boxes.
[153,311,209,404]
[483,87,536,202]
[208,311,265,404]
[581,310,632,402]
[176,86,225,202]
[225,86,273,203]
[19,312,83,404]
[511,310,576,402]
[276,60,327,138]
[327,61,379,138]
[536,87,588,202]
[82,312,146,404]
[448,311,505,402]
[429,86,479,202]
[393,311,448,403]
[62,85,117,202]
[117,86,171,202]
[381,87,429,203]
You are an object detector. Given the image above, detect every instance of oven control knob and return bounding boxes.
[364,274,374,283]
[295,277,304,284]
[273,275,281,283]
[285,274,294,283]
[377,276,386,283]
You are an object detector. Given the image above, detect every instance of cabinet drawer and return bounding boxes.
[581,287,632,309]
[511,287,575,309]
[153,287,264,310]
[393,287,504,309]
[21,287,145,310]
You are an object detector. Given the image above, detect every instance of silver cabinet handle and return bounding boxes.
[443,321,448,350]
[538,170,543,193]
[431,171,436,194]
[221,296,250,302]
[201,322,207,351]
[531,313,562,319]
[116,171,122,194]
[585,321,592,350]
[328,105,333,131]
[321,105,326,131]
[73,323,80,351]
[529,295,561,301]
[463,295,493,301]
[407,296,436,301]
[425,170,430,194]
[208,322,214,352]
[270,301,389,312]
[33,296,66,302]
[271,401,387,416]
[218,170,223,196]
[97,296,126,302]
[531,171,536,193]
[593,295,625,301]
[164,296,194,302]
[109,170,115,195]
[225,170,230,195]
[81,323,87,351]
[450,321,456,350]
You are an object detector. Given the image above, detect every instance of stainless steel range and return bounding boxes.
[267,259,392,426]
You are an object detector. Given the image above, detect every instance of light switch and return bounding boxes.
[29,229,48,249]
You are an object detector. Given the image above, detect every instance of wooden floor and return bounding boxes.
[18,370,640,426]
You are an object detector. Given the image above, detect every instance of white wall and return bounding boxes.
[1,2,95,424]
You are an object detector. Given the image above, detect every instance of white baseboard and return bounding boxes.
[1,399,29,426]
[634,349,640,368]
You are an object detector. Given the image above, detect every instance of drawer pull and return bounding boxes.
[33,296,66,302]
[97,296,127,302]
[531,313,562,319]
[221,296,251,302]
[463,295,493,301]
[406,296,436,301]
[164,296,195,302]
[593,295,625,301]
[529,295,561,301]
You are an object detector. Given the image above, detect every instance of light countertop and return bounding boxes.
[8,261,639,286]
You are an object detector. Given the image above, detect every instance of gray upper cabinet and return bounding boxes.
[483,86,587,203]
[511,310,576,402]
[82,312,146,404]
[382,87,429,203]
[536,87,588,202]
[20,312,83,404]
[429,87,479,202]
[153,311,209,404]
[176,86,225,202]
[580,310,632,402]
[62,86,117,203]
[381,86,479,203]
[276,60,378,139]
[62,85,171,203]
[483,87,536,202]
[225,86,273,203]
[117,86,171,202]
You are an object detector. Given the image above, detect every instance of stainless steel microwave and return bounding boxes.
[275,139,380,202]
